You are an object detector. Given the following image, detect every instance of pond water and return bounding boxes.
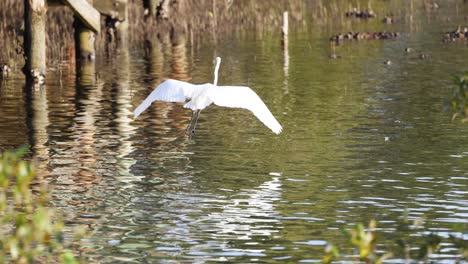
[1,2,468,262]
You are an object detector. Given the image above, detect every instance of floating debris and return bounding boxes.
[30,69,45,85]
[384,60,392,65]
[330,31,399,44]
[382,16,395,24]
[345,8,376,19]
[328,53,341,59]
[443,26,468,42]
[269,172,282,176]
[425,1,440,10]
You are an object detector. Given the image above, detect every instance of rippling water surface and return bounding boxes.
[1,2,468,262]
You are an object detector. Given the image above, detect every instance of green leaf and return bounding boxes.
[61,252,78,264]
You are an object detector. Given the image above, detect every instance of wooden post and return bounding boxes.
[116,0,129,47]
[282,11,289,38]
[282,11,289,93]
[281,11,289,51]
[74,0,96,61]
[64,0,101,33]
[74,0,96,88]
[24,0,47,81]
[94,0,127,21]
[75,22,96,61]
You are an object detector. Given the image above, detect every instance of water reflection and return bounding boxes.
[171,33,190,82]
[74,83,102,182]
[180,176,282,261]
[22,83,49,185]
[114,45,137,182]
[90,172,282,262]
[143,37,164,83]
[0,1,468,262]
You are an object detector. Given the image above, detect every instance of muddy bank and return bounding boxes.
[0,0,463,73]
[0,0,306,69]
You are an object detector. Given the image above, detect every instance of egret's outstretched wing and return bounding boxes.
[208,86,282,134]
[134,79,200,118]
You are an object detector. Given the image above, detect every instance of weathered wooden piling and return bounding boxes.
[281,11,289,51]
[24,0,47,79]
[97,0,128,47]
[116,0,129,47]
[74,22,96,61]
[282,11,289,38]
[94,0,127,22]
[158,0,170,19]
[282,11,289,92]
[143,0,161,17]
[24,0,100,84]
[68,0,100,60]
[68,0,99,86]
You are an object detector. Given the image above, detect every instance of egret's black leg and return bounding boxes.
[191,110,201,135]
[186,111,196,132]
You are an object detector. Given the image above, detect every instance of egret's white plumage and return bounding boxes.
[133,57,282,135]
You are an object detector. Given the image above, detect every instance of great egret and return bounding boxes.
[133,57,282,135]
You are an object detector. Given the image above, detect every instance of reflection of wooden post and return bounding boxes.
[31,86,50,179]
[144,37,164,81]
[24,0,47,79]
[74,0,96,61]
[77,61,96,86]
[171,34,189,81]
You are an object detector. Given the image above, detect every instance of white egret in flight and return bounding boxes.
[133,57,282,135]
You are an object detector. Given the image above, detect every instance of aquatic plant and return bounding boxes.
[324,215,467,263]
[323,220,392,263]
[322,243,339,264]
[0,147,83,264]
[345,220,392,262]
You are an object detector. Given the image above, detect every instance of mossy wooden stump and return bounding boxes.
[23,0,101,84]
[24,0,47,84]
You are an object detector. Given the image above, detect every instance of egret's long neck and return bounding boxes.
[213,57,221,86]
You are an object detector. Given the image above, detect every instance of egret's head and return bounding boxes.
[213,57,222,86]
[214,57,221,73]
